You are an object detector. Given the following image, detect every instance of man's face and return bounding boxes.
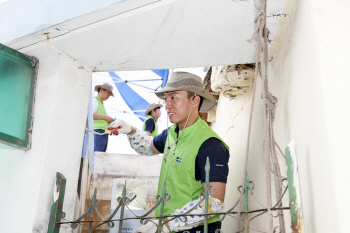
[153,108,161,120]
[100,88,113,101]
[164,91,192,126]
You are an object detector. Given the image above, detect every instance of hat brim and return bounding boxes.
[145,104,163,116]
[154,87,216,112]
[95,85,103,92]
[95,85,114,97]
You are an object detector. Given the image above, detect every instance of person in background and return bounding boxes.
[143,103,163,136]
[109,72,229,233]
[93,83,115,152]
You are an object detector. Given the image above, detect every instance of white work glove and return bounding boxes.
[108,119,132,135]
[135,220,169,233]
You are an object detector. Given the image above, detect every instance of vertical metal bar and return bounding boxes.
[244,175,249,233]
[204,157,210,233]
[47,172,66,233]
[285,140,304,233]
[118,181,127,233]
[157,182,166,233]
[88,188,97,232]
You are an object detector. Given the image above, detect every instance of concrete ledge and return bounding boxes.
[94,152,162,177]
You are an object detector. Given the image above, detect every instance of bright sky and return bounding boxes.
[92,67,206,154]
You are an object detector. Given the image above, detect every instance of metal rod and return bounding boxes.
[93,80,157,90]
[88,188,97,232]
[155,84,162,91]
[157,183,166,233]
[118,181,127,233]
[103,105,147,113]
[111,78,163,83]
[56,207,291,225]
[204,157,210,233]
[126,82,156,90]
[244,175,249,233]
[97,72,162,82]
[70,204,92,229]
[273,184,288,208]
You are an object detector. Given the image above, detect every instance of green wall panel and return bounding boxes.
[286,141,305,233]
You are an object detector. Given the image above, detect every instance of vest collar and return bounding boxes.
[170,117,202,141]
[95,96,103,103]
[148,115,157,122]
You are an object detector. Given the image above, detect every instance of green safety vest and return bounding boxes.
[155,117,228,228]
[142,115,158,137]
[93,96,109,131]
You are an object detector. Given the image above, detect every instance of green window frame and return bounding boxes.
[0,43,38,150]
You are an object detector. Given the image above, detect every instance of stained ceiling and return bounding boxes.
[6,0,287,71]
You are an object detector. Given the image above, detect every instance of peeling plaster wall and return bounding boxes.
[213,0,350,232]
[211,87,283,232]
[210,94,249,232]
[0,45,92,232]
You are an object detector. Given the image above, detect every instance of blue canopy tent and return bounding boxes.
[108,70,169,121]
[109,72,150,122]
[152,69,169,90]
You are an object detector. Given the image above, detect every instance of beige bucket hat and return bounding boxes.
[94,83,114,97]
[145,103,163,116]
[154,72,216,112]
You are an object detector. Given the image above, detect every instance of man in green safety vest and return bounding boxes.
[143,103,163,136]
[109,72,230,233]
[93,83,115,152]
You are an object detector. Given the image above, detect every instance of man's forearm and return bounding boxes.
[93,112,107,120]
[93,113,114,123]
[168,195,224,232]
[145,131,151,136]
[202,182,226,202]
[129,125,137,134]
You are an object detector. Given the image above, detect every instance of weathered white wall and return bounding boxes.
[0,0,125,42]
[211,85,279,232]
[268,0,350,231]
[0,45,92,232]
[213,0,350,232]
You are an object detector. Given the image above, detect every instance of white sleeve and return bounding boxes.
[92,98,98,113]
[168,196,224,232]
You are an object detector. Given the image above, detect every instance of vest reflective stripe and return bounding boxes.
[155,118,228,226]
[93,96,109,130]
[142,115,158,137]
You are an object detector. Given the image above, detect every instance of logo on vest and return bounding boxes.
[176,157,182,163]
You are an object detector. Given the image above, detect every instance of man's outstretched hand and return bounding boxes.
[108,119,132,135]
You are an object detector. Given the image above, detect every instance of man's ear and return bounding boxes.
[194,95,200,106]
